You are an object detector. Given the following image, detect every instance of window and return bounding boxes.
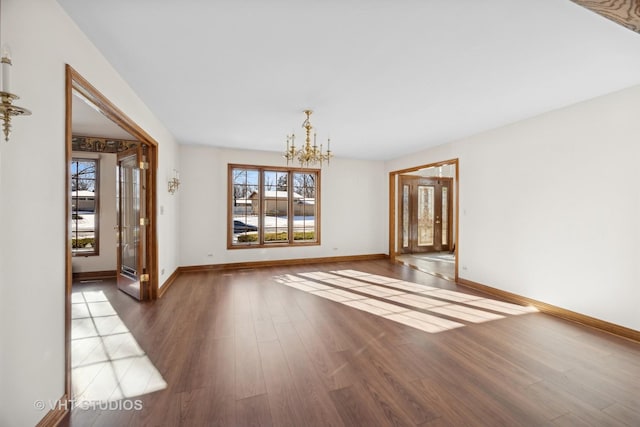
[71,158,99,255]
[229,164,320,248]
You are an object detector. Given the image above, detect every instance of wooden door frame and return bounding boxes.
[64,64,159,399]
[388,159,459,280]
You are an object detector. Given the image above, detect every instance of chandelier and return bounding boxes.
[284,110,332,167]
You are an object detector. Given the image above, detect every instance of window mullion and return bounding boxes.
[259,169,264,245]
[288,170,294,244]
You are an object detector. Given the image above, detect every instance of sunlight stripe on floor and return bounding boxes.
[387,293,449,309]
[421,289,484,302]
[428,304,504,323]
[309,290,357,302]
[273,269,537,334]
[465,299,538,314]
[322,277,372,288]
[385,312,464,333]
[355,285,405,297]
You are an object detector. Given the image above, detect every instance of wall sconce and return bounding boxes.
[0,45,31,142]
[168,169,180,194]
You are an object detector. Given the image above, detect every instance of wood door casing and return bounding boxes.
[399,176,452,254]
[66,65,160,405]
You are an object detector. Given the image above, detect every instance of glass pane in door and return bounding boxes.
[402,184,409,248]
[119,155,140,278]
[442,186,448,245]
[417,185,434,246]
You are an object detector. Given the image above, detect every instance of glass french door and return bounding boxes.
[116,146,149,300]
[399,176,452,254]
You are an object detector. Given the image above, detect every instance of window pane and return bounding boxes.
[293,172,316,242]
[71,158,99,255]
[264,170,289,243]
[232,168,259,245]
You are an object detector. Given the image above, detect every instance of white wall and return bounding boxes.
[0,1,180,425]
[179,146,387,266]
[71,152,117,273]
[158,139,181,287]
[386,84,640,332]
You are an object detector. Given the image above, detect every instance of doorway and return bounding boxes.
[65,65,159,401]
[389,160,458,281]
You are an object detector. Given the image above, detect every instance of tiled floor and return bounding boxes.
[71,288,167,402]
[274,269,537,334]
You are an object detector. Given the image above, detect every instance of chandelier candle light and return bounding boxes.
[284,110,332,167]
[0,45,31,142]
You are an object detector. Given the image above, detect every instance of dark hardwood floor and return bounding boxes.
[61,260,640,426]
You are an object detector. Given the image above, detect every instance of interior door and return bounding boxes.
[116,145,149,300]
[399,175,452,254]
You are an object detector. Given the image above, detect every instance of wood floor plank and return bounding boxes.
[330,383,411,427]
[526,379,628,427]
[441,334,587,425]
[549,410,626,427]
[413,378,507,427]
[603,402,640,426]
[234,331,266,399]
[207,284,235,339]
[342,347,439,425]
[273,320,347,427]
[542,369,616,410]
[401,340,537,425]
[127,389,181,427]
[562,365,640,412]
[236,394,274,427]
[294,293,357,352]
[179,386,236,426]
[292,319,357,391]
[186,336,235,396]
[257,339,309,427]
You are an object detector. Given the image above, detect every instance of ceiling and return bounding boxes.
[72,91,134,139]
[58,0,640,161]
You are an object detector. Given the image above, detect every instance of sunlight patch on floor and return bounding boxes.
[71,290,167,403]
[274,270,537,333]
